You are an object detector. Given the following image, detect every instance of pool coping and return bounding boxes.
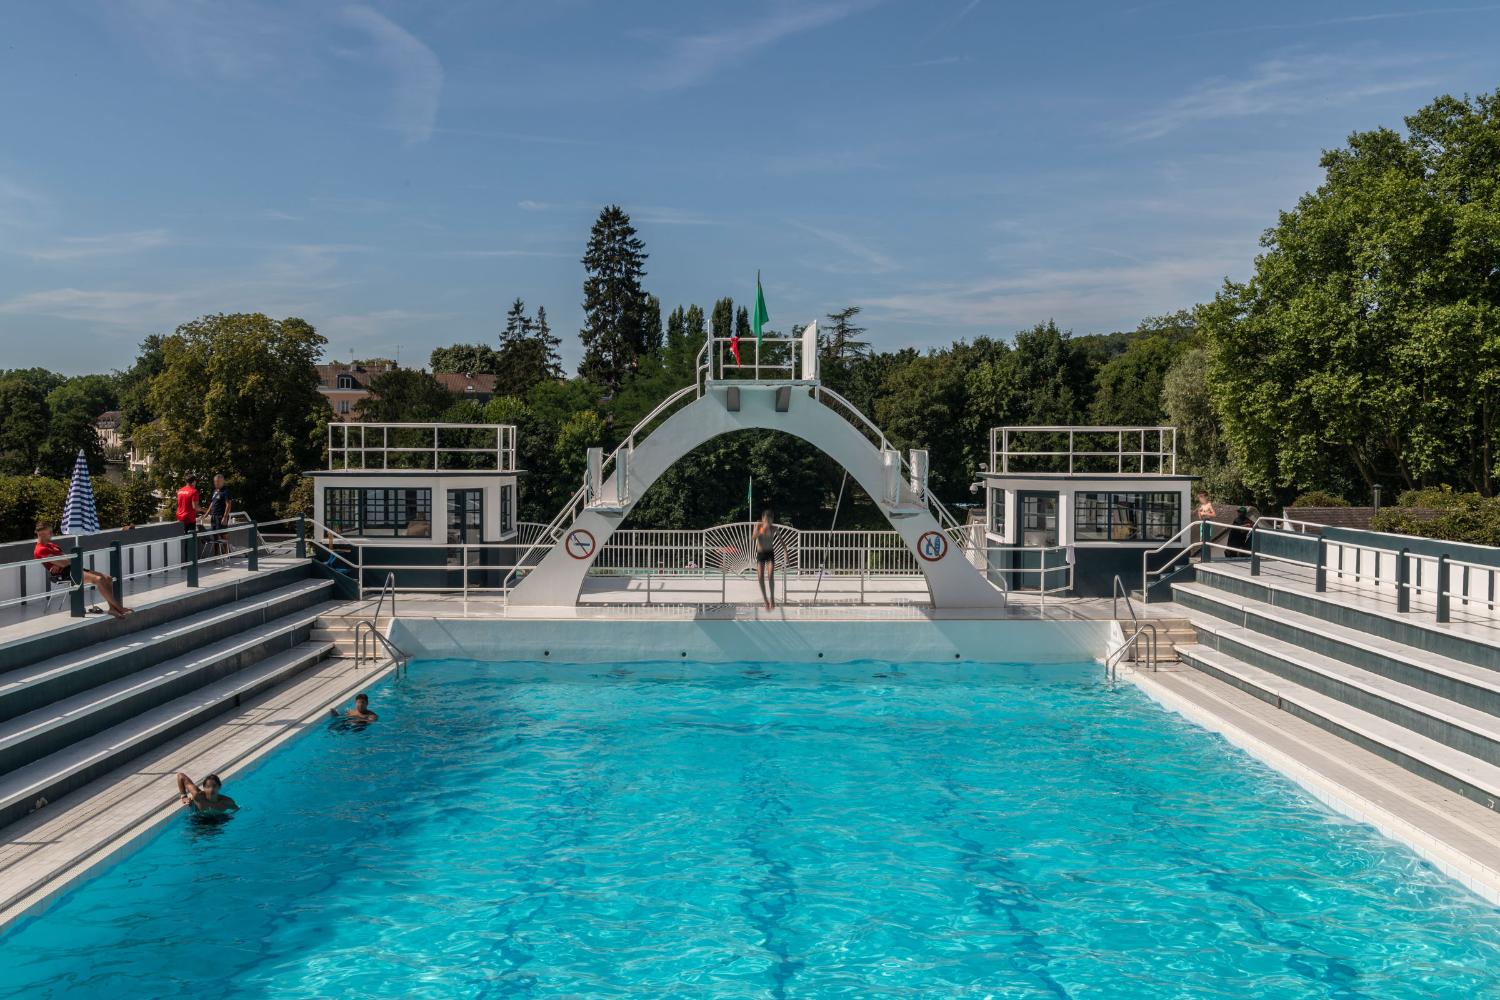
[1131,664,1500,908]
[0,655,398,933]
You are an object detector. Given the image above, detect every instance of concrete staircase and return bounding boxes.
[309,614,392,658]
[0,565,344,830]
[1173,559,1500,813]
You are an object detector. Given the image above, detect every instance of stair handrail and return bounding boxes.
[371,571,396,622]
[1104,621,1157,681]
[354,619,409,675]
[1112,574,1139,626]
[1141,518,1241,595]
[811,384,975,553]
[506,383,704,585]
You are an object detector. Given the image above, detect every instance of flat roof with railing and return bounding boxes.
[988,426,1178,477]
[324,422,518,473]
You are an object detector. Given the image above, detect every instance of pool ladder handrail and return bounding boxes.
[354,619,410,677]
[1107,575,1157,681]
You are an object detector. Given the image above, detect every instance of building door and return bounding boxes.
[1019,491,1059,546]
[446,489,484,571]
[1010,491,1060,591]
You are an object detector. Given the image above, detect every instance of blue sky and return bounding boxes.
[1,1,1496,375]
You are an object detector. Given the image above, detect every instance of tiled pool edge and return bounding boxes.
[0,657,398,933]
[1131,666,1500,908]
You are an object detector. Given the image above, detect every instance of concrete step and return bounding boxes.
[0,582,338,724]
[0,642,332,830]
[0,605,330,776]
[1185,612,1500,768]
[1192,561,1500,672]
[1177,580,1500,718]
[1178,644,1500,812]
[0,563,316,674]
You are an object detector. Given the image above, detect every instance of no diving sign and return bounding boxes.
[916,530,948,561]
[564,528,597,560]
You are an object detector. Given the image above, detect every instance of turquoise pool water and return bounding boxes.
[5,659,1500,998]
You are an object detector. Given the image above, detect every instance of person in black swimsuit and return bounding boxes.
[754,510,776,611]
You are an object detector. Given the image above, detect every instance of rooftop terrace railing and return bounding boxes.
[990,426,1177,476]
[326,422,517,473]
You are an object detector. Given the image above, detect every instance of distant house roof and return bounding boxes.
[433,372,498,395]
[315,363,381,390]
[95,410,123,429]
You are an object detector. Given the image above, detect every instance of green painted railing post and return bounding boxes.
[1436,554,1450,624]
[248,520,259,571]
[1314,537,1327,593]
[110,541,123,590]
[188,535,200,588]
[1249,530,1261,577]
[69,541,85,618]
[296,515,307,559]
[1395,547,1409,613]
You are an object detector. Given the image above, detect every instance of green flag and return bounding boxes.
[752,272,769,346]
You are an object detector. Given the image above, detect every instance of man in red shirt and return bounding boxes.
[176,475,201,533]
[35,523,129,618]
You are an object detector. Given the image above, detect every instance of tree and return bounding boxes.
[496,298,562,397]
[1088,311,1195,425]
[0,377,49,475]
[642,294,663,356]
[41,374,118,475]
[1204,90,1500,500]
[118,335,165,435]
[579,205,650,392]
[821,306,871,388]
[134,313,326,517]
[430,344,500,374]
[355,368,455,422]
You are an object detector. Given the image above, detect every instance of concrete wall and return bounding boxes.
[389,617,1112,665]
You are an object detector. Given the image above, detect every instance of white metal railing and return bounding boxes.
[706,334,813,382]
[327,422,517,472]
[990,426,1177,476]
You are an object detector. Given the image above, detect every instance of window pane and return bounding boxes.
[988,487,1005,536]
[1073,492,1110,541]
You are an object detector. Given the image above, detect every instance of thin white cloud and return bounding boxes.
[341,5,444,144]
[646,1,875,91]
[864,251,1244,331]
[1201,5,1500,36]
[0,287,194,325]
[792,222,899,274]
[25,229,170,261]
[441,249,573,258]
[1124,50,1439,141]
[634,206,716,226]
[114,0,295,81]
[518,199,555,211]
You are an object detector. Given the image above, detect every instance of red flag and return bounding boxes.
[729,330,741,366]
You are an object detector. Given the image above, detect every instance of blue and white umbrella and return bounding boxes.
[60,449,100,536]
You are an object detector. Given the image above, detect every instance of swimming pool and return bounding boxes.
[4,658,1500,998]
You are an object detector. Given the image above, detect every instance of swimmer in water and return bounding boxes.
[176,772,238,814]
[330,692,378,722]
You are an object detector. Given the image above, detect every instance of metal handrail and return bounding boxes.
[1112,574,1139,625]
[354,619,409,675]
[1104,621,1157,681]
[1140,518,1244,594]
[371,571,396,622]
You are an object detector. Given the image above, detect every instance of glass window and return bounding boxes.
[337,373,355,389]
[1073,491,1181,542]
[323,488,360,535]
[1021,493,1059,547]
[322,487,432,537]
[987,487,1005,536]
[500,484,515,535]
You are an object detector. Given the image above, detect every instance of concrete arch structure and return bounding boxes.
[507,382,1005,609]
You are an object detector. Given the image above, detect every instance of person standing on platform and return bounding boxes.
[176,474,201,562]
[755,509,777,611]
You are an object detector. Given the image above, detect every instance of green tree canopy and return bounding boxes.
[1203,90,1500,500]
[430,343,501,374]
[579,205,651,392]
[135,313,326,516]
[356,368,456,422]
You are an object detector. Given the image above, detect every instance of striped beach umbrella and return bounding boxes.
[60,449,100,535]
